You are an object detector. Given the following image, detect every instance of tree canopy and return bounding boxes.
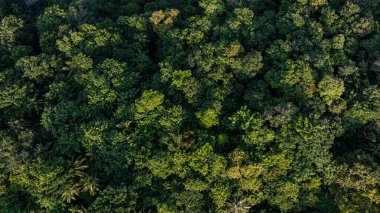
[1,0,380,212]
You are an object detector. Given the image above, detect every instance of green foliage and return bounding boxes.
[196,108,220,128]
[150,9,179,37]
[1,0,380,212]
[231,51,263,78]
[264,102,299,128]
[0,84,28,110]
[229,107,275,147]
[266,60,316,98]
[318,75,345,106]
[159,105,185,132]
[199,0,225,16]
[88,186,137,212]
[9,158,67,210]
[0,16,23,50]
[135,90,165,113]
[16,54,58,82]
[37,6,66,32]
[269,182,300,211]
[171,70,192,90]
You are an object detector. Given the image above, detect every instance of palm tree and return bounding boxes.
[81,175,99,196]
[69,205,87,213]
[7,119,28,130]
[62,184,81,203]
[73,157,88,178]
[225,197,251,213]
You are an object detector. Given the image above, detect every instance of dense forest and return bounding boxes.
[0,0,380,212]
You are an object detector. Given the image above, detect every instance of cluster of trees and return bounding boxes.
[1,0,380,212]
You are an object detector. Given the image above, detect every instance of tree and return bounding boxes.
[229,106,275,147]
[332,162,380,212]
[264,102,299,128]
[0,16,23,51]
[171,70,192,90]
[1,0,380,211]
[265,60,316,98]
[311,0,327,8]
[196,108,220,128]
[199,0,225,16]
[37,6,67,53]
[16,54,57,83]
[150,9,179,37]
[230,51,263,78]
[225,197,251,213]
[268,181,300,211]
[88,186,137,212]
[318,75,345,106]
[135,90,164,114]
